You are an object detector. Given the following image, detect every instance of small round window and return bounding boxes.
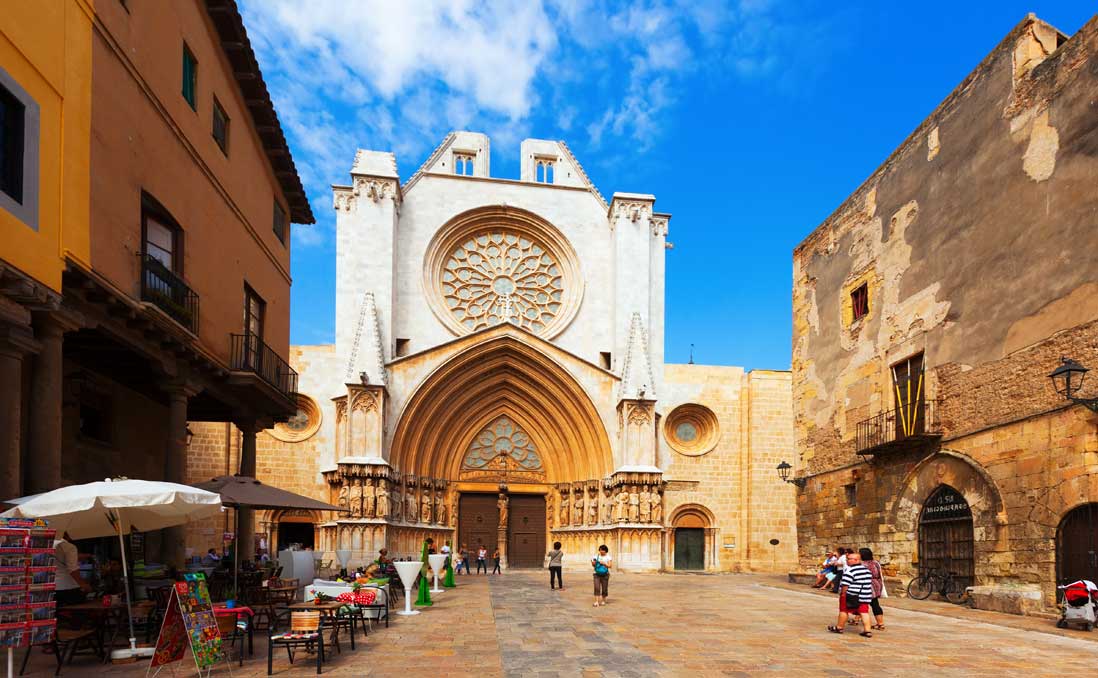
[269,394,322,443]
[664,404,719,456]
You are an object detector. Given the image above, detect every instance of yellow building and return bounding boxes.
[0,0,93,499]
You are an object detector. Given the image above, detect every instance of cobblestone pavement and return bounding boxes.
[17,571,1097,677]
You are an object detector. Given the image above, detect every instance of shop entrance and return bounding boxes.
[1057,503,1098,586]
[918,484,974,588]
[674,528,705,570]
[507,494,546,568]
[277,522,315,552]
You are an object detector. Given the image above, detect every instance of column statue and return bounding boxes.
[376,481,389,518]
[436,489,447,525]
[639,487,652,523]
[406,485,417,523]
[651,487,663,524]
[363,478,376,518]
[601,486,613,524]
[420,488,432,523]
[349,478,363,518]
[628,485,640,523]
[497,493,509,528]
[587,487,598,525]
[337,483,349,512]
[560,489,570,527]
[612,488,626,523]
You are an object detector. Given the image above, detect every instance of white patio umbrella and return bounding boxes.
[1,478,223,660]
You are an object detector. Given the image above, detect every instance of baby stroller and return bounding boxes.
[1056,580,1098,631]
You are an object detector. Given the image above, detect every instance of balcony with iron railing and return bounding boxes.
[855,399,942,457]
[140,255,199,334]
[230,332,298,401]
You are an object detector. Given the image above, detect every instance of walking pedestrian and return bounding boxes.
[454,544,467,575]
[591,544,612,607]
[860,547,886,630]
[492,548,502,574]
[828,549,873,637]
[547,541,564,590]
[476,544,488,574]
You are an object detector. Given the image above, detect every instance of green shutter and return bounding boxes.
[182,46,196,109]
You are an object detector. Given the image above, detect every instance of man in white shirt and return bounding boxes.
[53,533,90,606]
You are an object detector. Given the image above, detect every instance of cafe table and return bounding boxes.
[211,603,255,656]
[59,599,129,662]
[286,601,348,650]
[267,584,298,605]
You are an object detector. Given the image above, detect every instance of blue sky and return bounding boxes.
[240,1,1093,370]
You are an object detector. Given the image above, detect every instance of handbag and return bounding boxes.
[844,589,862,608]
[594,557,609,575]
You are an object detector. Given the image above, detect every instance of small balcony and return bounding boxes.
[141,255,199,334]
[855,399,942,457]
[230,332,298,401]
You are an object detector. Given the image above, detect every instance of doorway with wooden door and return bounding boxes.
[917,484,975,588]
[458,493,499,569]
[1057,503,1098,588]
[507,494,546,568]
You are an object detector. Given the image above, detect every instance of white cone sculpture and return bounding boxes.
[393,560,424,616]
[427,553,447,593]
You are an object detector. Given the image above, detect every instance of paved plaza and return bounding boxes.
[17,571,1097,678]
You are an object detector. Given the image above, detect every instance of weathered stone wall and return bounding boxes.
[791,14,1098,608]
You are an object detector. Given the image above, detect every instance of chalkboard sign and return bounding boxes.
[921,485,972,523]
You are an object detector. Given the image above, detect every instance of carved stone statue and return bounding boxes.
[638,488,652,523]
[612,489,627,523]
[349,478,363,517]
[420,489,432,523]
[337,483,349,512]
[406,487,417,523]
[391,483,402,521]
[559,490,570,527]
[497,493,509,528]
[449,494,458,527]
[436,489,447,525]
[628,485,640,523]
[363,479,376,518]
[587,487,598,525]
[651,488,662,524]
[601,487,613,524]
[376,482,389,518]
[547,492,556,529]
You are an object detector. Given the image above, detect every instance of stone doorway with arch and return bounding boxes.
[268,509,320,554]
[917,484,975,588]
[668,504,716,571]
[1057,503,1098,587]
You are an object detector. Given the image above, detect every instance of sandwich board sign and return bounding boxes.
[148,573,227,677]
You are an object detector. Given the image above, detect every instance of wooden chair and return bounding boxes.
[19,628,99,676]
[267,611,324,675]
[249,586,279,632]
[215,614,245,667]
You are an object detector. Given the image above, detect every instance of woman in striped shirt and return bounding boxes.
[828,550,874,637]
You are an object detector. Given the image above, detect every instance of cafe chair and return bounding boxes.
[267,611,324,675]
[215,614,246,667]
[19,627,99,677]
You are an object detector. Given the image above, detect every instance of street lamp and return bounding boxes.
[776,460,806,488]
[1049,357,1098,413]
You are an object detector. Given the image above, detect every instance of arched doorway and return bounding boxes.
[1057,504,1098,585]
[918,484,974,587]
[273,510,318,553]
[670,505,714,571]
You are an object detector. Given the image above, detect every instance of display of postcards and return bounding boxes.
[0,530,25,552]
[28,568,55,585]
[28,602,55,621]
[28,550,56,568]
[0,591,25,606]
[0,570,26,590]
[25,531,55,550]
[0,555,27,568]
[0,622,27,648]
[25,588,54,604]
[27,620,56,645]
[0,605,27,625]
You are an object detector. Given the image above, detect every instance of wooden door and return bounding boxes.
[1058,503,1098,586]
[918,485,974,587]
[508,495,546,568]
[892,353,925,439]
[674,528,705,570]
[458,493,498,558]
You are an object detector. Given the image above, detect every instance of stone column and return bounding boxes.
[162,384,190,568]
[0,324,36,499]
[237,420,258,562]
[26,316,65,494]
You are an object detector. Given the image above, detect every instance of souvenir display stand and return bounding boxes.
[148,573,230,677]
[0,519,57,678]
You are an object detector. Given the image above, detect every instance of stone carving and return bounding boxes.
[449,494,458,527]
[436,489,447,526]
[463,415,542,471]
[639,487,652,523]
[337,483,349,512]
[573,488,584,526]
[350,478,363,518]
[376,481,389,518]
[363,479,376,518]
[352,391,378,413]
[587,487,598,525]
[627,405,652,425]
[628,486,640,522]
[497,493,509,528]
[560,489,570,527]
[420,488,432,524]
[612,200,651,223]
[651,215,669,237]
[613,489,628,523]
[651,488,662,524]
[391,482,402,521]
[601,487,613,524]
[405,486,417,523]
[440,230,564,334]
[547,492,556,528]
[352,176,397,204]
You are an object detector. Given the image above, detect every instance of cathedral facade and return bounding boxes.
[189,132,795,572]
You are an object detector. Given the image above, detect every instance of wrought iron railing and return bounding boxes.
[230,332,298,400]
[855,399,940,455]
[140,255,199,334]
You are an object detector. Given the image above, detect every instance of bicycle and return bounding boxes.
[906,569,968,604]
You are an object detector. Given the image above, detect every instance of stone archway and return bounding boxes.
[668,504,717,572]
[888,450,1006,585]
[266,508,322,555]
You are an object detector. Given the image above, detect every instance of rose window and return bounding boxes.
[441,231,564,334]
[462,415,543,471]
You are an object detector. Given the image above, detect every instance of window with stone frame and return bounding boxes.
[182,43,198,110]
[453,152,475,176]
[212,96,229,153]
[0,81,25,204]
[844,483,857,507]
[534,157,555,183]
[850,283,869,322]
